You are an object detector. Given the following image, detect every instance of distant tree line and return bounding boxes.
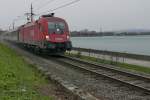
[71,29,150,37]
[115,32,150,36]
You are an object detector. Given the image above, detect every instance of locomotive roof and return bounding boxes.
[41,16,65,21]
[19,16,66,29]
[21,22,35,28]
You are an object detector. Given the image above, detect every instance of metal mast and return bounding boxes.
[31,4,34,22]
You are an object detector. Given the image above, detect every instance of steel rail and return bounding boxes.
[54,55,150,94]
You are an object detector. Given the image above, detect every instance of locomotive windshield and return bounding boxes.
[48,22,65,34]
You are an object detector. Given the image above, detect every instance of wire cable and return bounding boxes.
[12,0,81,27]
[31,0,44,7]
[31,0,40,4]
[34,0,56,11]
[37,0,80,15]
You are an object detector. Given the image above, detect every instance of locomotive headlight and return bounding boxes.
[67,35,70,40]
[46,35,50,40]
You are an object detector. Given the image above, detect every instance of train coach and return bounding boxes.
[17,14,72,54]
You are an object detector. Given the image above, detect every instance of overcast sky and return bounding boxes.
[0,0,150,31]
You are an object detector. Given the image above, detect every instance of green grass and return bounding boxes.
[66,52,150,74]
[0,43,52,100]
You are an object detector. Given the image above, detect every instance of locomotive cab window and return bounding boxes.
[48,22,65,34]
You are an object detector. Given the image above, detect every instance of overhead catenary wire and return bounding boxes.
[31,0,45,7]
[11,0,41,25]
[50,0,80,11]
[34,0,56,11]
[10,0,52,29]
[31,0,41,4]
[37,0,81,16]
[11,15,27,30]
[11,0,81,29]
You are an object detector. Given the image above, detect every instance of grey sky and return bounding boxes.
[0,0,150,31]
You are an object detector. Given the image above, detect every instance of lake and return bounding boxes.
[71,35,150,56]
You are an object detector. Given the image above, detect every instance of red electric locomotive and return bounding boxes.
[18,13,72,54]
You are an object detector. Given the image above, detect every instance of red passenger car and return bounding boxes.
[18,14,72,53]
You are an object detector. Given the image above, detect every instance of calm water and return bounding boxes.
[71,35,150,56]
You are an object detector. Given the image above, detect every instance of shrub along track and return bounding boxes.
[4,40,150,100]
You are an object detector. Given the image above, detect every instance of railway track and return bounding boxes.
[6,40,150,94]
[53,55,150,94]
[3,39,150,99]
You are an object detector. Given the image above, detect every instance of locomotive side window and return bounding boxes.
[39,24,44,32]
[48,22,65,34]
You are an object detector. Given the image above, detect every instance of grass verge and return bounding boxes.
[65,52,150,74]
[0,43,52,100]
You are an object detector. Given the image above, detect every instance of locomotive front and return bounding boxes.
[41,15,72,52]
